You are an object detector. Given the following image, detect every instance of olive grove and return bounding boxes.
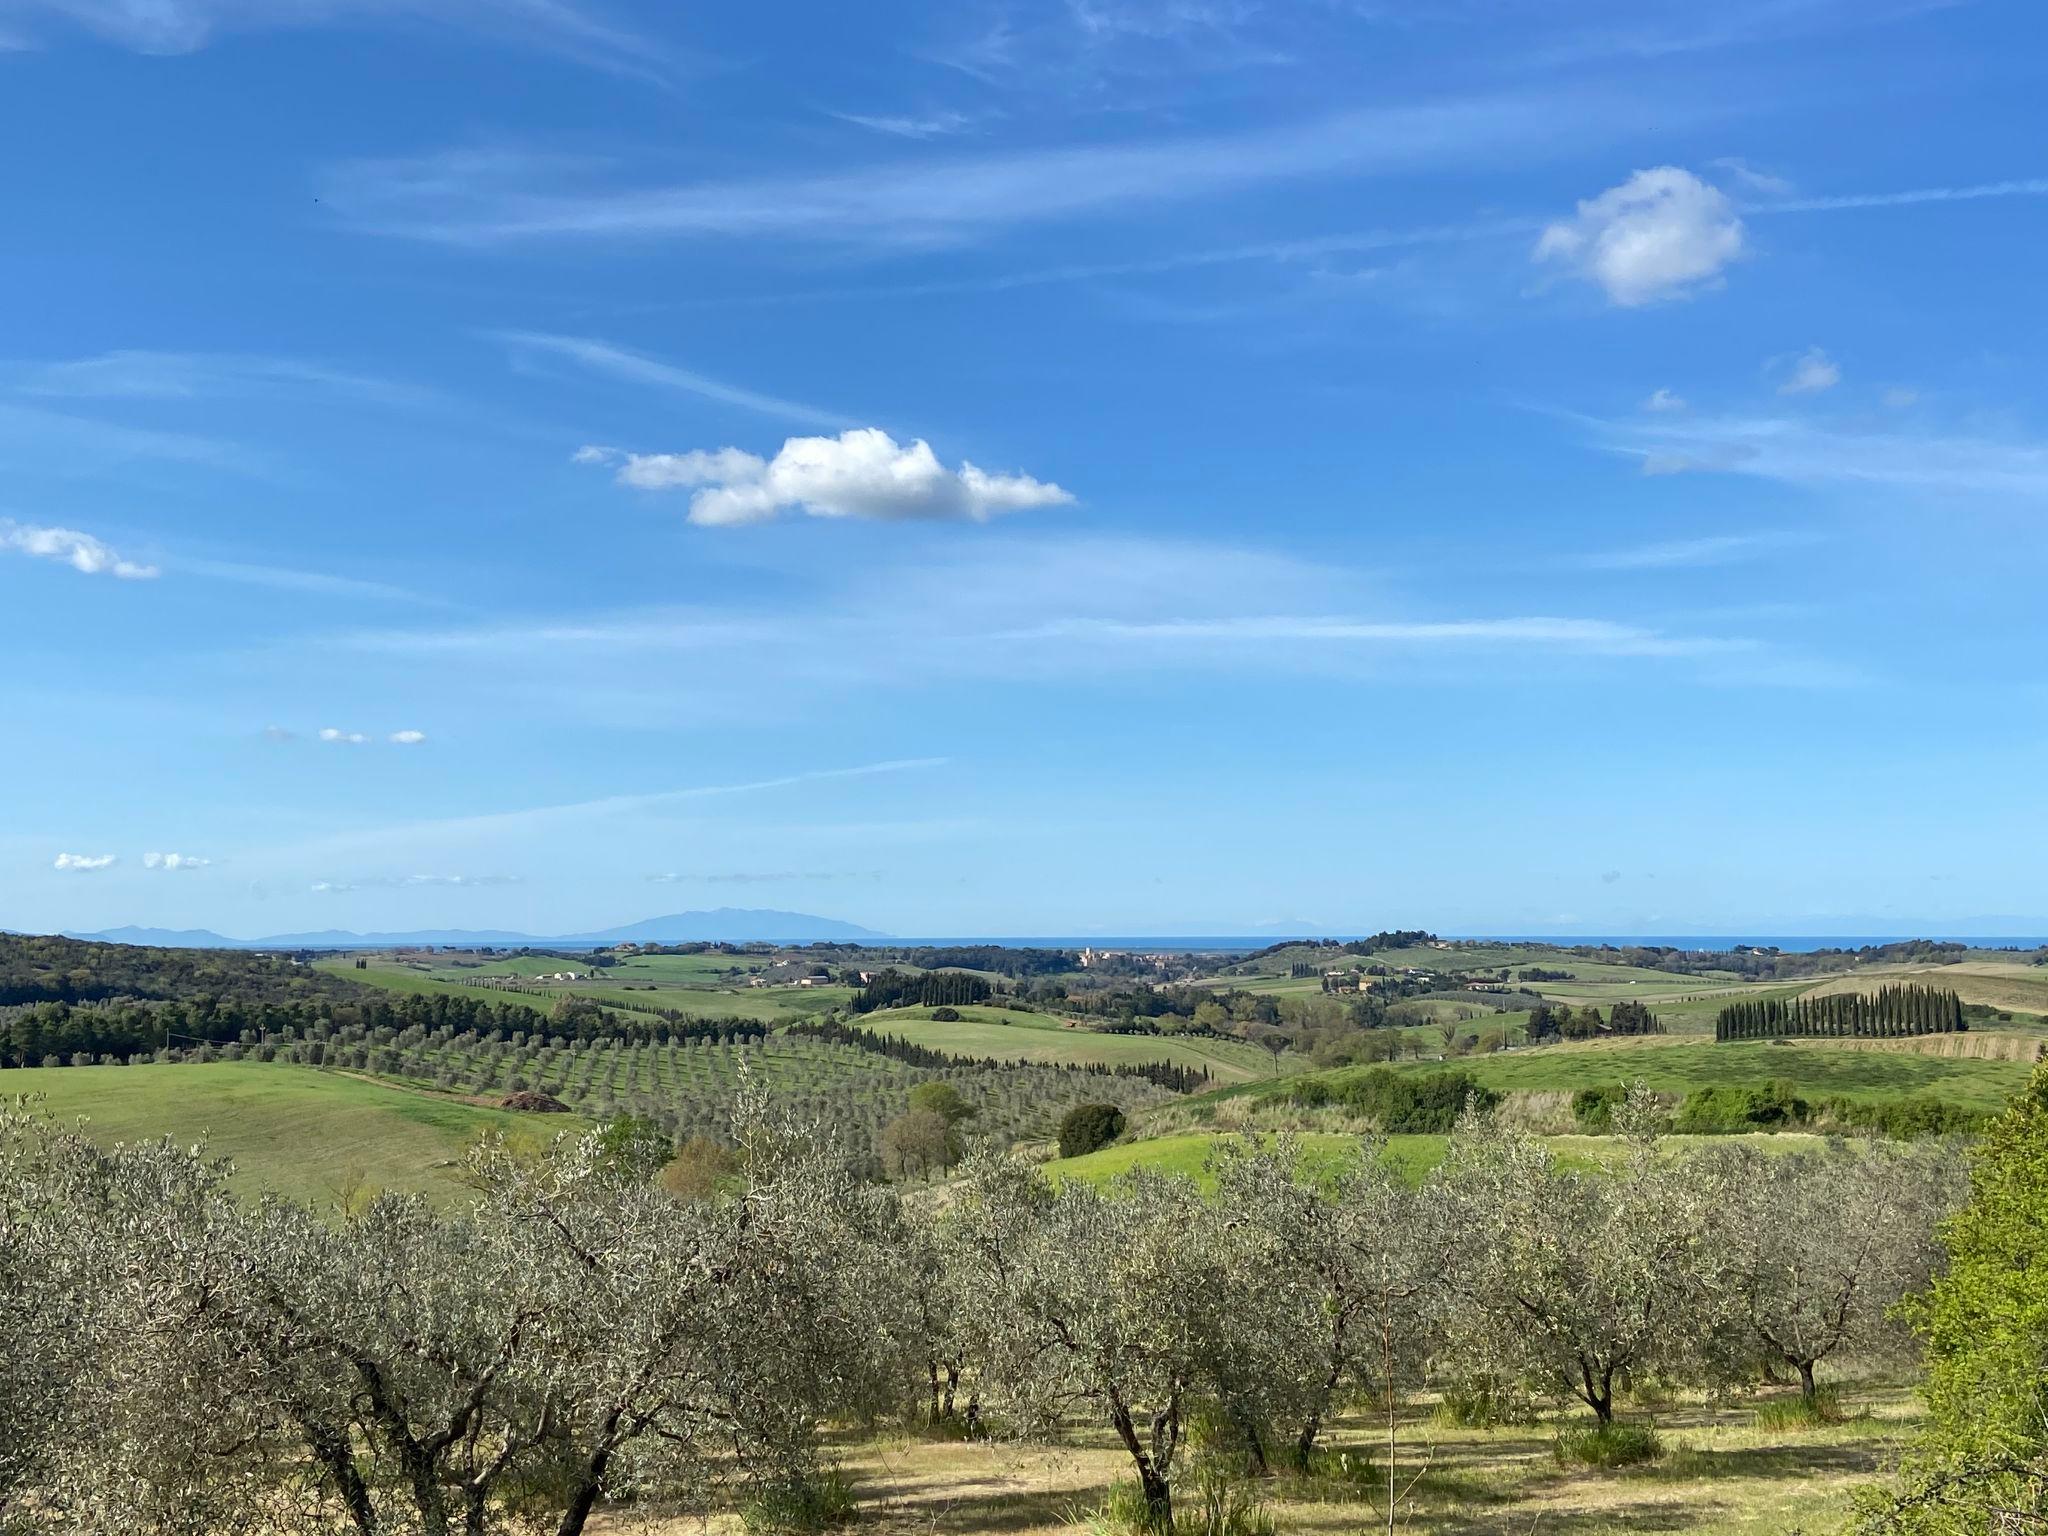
[0,1092,1967,1536]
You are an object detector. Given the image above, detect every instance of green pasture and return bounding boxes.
[1383,1036,2033,1112]
[1050,1125,1882,1190]
[1,1061,564,1206]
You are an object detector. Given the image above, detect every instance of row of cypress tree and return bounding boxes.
[1714,985,1965,1042]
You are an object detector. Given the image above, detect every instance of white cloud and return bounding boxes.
[318,728,368,744]
[1642,388,1687,412]
[0,519,158,579]
[1778,347,1841,395]
[388,729,428,745]
[588,428,1074,527]
[310,880,356,893]
[53,852,117,871]
[262,725,296,743]
[144,851,211,871]
[1882,387,1920,409]
[1534,167,1745,306]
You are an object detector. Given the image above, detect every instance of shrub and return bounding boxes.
[1074,1472,1274,1536]
[1433,1382,1528,1428]
[1673,1079,1808,1133]
[1179,1461,1277,1536]
[1571,1084,1627,1132]
[929,1006,962,1022]
[1285,1068,1500,1132]
[740,1470,856,1536]
[1058,1102,1127,1158]
[1754,1388,1845,1430]
[1071,1480,1158,1536]
[1816,1094,1987,1138]
[1552,1422,1663,1469]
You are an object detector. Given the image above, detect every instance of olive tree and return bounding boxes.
[1446,1098,1722,1424]
[1209,1135,1461,1471]
[0,1093,895,1536]
[950,1154,1225,1528]
[1710,1140,1963,1403]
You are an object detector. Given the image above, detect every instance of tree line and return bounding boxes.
[0,992,783,1068]
[1715,985,1965,1042]
[0,1087,1968,1536]
[0,933,361,1008]
[850,969,993,1013]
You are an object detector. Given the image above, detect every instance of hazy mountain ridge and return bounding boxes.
[62,909,892,950]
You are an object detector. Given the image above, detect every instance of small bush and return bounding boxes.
[1180,1461,1277,1536]
[1273,1444,1374,1486]
[740,1470,856,1536]
[929,1006,962,1022]
[1285,1067,1500,1132]
[1673,1080,1808,1134]
[1059,1102,1127,1158]
[1075,1471,1273,1536]
[1571,1084,1627,1133]
[1070,1480,1158,1536]
[1433,1383,1529,1429]
[1753,1388,1844,1430]
[1552,1422,1662,1469]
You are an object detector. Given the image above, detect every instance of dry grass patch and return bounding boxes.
[600,1388,1920,1536]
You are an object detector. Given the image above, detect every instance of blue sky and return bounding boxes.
[3,0,2046,939]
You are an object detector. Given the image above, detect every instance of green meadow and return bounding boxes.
[4,1061,563,1205]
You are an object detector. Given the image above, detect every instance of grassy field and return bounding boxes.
[1800,958,2048,1020]
[1049,1126,1869,1189]
[596,1387,1925,1536]
[3,1061,564,1205]
[1293,1035,2038,1113]
[317,956,844,1023]
[854,1005,1284,1083]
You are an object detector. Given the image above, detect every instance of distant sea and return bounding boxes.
[903,934,2048,954]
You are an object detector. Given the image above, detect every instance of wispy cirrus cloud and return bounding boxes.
[0,401,251,474]
[1,0,679,84]
[52,852,117,871]
[311,873,523,892]
[144,851,211,871]
[331,534,1787,690]
[320,86,1675,247]
[832,109,982,140]
[1583,409,2048,497]
[649,869,876,884]
[494,331,855,430]
[9,349,442,410]
[170,557,438,605]
[996,614,1756,659]
[1,518,158,579]
[1579,531,1819,570]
